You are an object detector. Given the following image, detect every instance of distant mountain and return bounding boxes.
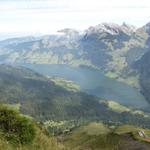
[0,36,40,47]
[134,50,150,104]
[0,22,150,104]
[0,23,148,82]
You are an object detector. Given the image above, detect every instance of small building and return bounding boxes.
[138,130,148,138]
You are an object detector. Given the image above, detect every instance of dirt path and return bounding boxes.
[119,133,150,150]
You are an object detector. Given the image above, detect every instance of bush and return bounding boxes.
[0,105,36,145]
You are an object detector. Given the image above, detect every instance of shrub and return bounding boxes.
[0,105,36,145]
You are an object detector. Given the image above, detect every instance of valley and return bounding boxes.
[0,21,150,149]
[19,63,149,109]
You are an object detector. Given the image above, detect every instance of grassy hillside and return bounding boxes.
[63,122,150,150]
[49,77,80,92]
[0,104,66,150]
[1,104,150,150]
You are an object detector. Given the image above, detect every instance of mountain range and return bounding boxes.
[0,22,150,106]
[1,22,150,149]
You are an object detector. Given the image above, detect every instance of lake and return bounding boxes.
[20,64,149,109]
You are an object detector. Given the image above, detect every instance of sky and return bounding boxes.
[0,0,150,37]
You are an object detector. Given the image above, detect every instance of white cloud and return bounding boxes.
[0,0,150,36]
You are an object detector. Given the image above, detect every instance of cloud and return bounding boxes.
[0,0,149,35]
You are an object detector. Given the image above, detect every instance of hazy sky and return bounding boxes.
[0,0,150,36]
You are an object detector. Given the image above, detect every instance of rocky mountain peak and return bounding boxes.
[121,22,137,33]
[86,22,136,36]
